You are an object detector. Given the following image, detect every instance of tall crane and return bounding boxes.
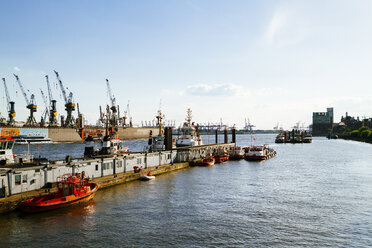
[2,78,16,125]
[54,70,75,127]
[40,89,49,125]
[127,100,132,127]
[45,75,58,125]
[106,79,118,126]
[13,74,37,126]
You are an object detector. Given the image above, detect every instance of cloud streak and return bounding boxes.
[13,66,20,71]
[266,9,288,45]
[186,83,250,97]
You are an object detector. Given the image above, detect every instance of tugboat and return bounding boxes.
[214,148,229,163]
[244,145,276,161]
[176,109,203,147]
[145,108,175,152]
[84,107,129,157]
[228,146,245,160]
[303,133,313,143]
[192,153,215,166]
[275,133,285,143]
[19,173,98,213]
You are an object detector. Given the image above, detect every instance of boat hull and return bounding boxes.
[19,184,98,213]
[214,156,229,163]
[245,151,276,161]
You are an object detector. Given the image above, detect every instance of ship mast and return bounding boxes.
[186,108,192,126]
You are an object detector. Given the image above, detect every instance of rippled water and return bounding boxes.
[2,134,372,247]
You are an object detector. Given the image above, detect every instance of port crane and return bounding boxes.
[2,78,16,125]
[40,89,49,125]
[45,75,58,126]
[106,79,118,126]
[127,100,132,127]
[244,118,255,132]
[54,70,75,127]
[14,74,37,126]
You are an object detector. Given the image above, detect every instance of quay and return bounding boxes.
[0,143,234,214]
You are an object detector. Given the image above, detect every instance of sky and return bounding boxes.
[1,0,372,129]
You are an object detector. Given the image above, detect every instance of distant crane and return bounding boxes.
[2,78,16,125]
[244,118,255,132]
[127,100,132,127]
[45,75,58,125]
[54,70,75,127]
[106,79,118,126]
[14,74,37,126]
[40,89,49,125]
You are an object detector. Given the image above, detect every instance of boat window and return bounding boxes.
[7,141,14,149]
[22,175,27,183]
[96,164,99,171]
[137,158,142,164]
[0,142,6,150]
[117,161,122,168]
[15,175,21,185]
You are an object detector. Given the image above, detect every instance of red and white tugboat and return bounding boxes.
[244,145,276,161]
[0,136,15,165]
[228,146,245,160]
[19,173,98,213]
[214,148,229,163]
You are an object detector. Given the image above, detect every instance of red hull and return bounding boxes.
[19,183,98,213]
[214,155,229,163]
[198,157,215,166]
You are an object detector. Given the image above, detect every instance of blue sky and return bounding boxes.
[1,0,372,129]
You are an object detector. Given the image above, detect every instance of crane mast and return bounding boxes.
[105,79,118,126]
[2,78,16,125]
[53,70,75,127]
[13,74,37,126]
[45,75,58,125]
[40,89,49,125]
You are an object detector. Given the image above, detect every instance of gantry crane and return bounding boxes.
[106,79,118,126]
[13,74,37,126]
[40,89,49,125]
[54,70,75,127]
[45,75,58,125]
[2,78,16,125]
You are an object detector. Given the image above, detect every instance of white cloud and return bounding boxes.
[13,66,20,71]
[266,9,288,45]
[186,83,250,97]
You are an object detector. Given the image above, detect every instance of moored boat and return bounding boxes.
[0,136,15,165]
[214,149,229,163]
[19,173,98,213]
[140,172,155,181]
[198,156,215,166]
[228,146,245,160]
[244,145,276,161]
[176,109,203,147]
[275,133,285,143]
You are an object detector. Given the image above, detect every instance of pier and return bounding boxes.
[0,143,234,213]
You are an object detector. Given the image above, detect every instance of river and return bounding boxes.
[1,134,372,247]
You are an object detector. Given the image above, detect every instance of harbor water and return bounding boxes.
[1,134,372,247]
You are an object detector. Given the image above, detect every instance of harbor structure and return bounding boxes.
[0,142,235,213]
[312,107,333,136]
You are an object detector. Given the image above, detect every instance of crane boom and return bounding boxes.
[45,75,53,103]
[54,70,68,103]
[40,89,49,121]
[106,79,116,107]
[14,74,30,105]
[2,78,10,107]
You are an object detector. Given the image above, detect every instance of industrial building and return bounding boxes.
[312,107,333,136]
